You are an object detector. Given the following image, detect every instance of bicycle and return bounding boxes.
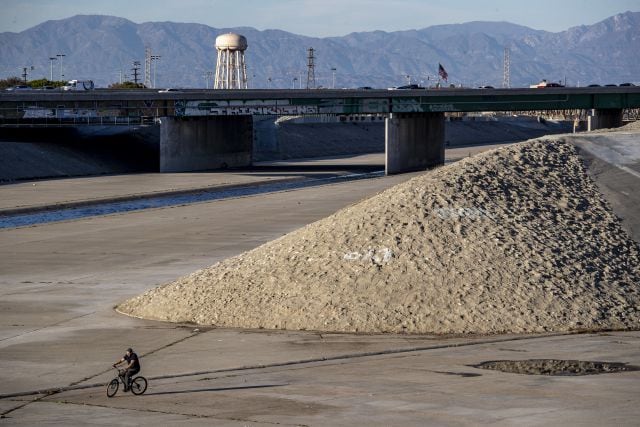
[106,367,148,397]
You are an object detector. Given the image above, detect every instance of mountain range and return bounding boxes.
[1,12,638,89]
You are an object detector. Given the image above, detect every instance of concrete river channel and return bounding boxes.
[0,171,384,229]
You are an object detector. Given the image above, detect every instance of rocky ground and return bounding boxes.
[118,138,640,334]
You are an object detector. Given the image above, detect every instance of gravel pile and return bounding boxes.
[118,139,640,334]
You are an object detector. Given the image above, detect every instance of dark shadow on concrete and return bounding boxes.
[0,126,160,182]
[144,383,287,396]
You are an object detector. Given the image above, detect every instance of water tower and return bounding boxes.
[214,33,248,89]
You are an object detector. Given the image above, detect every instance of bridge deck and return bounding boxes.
[1,87,639,122]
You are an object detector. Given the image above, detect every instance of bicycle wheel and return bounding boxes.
[106,378,119,397]
[130,376,148,395]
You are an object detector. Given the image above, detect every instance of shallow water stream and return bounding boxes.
[0,171,384,229]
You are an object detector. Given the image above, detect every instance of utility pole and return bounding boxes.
[22,66,34,83]
[48,57,57,81]
[144,47,152,88]
[503,46,511,88]
[144,47,162,88]
[306,47,316,89]
[132,61,141,85]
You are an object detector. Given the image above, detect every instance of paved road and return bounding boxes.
[1,144,639,425]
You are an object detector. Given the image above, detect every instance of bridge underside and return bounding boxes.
[92,109,626,175]
[156,108,623,175]
[157,113,448,175]
[2,87,637,174]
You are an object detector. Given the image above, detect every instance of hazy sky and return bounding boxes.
[2,0,639,36]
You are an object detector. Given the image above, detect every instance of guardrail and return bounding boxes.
[0,116,158,127]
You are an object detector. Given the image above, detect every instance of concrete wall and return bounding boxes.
[160,116,253,172]
[252,115,279,160]
[385,113,445,175]
[593,109,623,130]
[254,121,385,161]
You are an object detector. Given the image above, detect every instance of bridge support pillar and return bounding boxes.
[593,109,623,130]
[385,112,445,175]
[160,116,253,172]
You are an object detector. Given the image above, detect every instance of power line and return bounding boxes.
[132,61,141,85]
[306,47,316,89]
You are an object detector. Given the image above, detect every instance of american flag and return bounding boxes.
[438,63,448,81]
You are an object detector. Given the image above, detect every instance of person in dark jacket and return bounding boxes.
[113,348,141,391]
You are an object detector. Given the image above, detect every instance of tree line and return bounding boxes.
[0,76,146,90]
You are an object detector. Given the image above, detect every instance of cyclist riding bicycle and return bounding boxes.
[113,347,141,391]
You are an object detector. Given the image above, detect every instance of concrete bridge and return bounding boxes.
[1,87,639,174]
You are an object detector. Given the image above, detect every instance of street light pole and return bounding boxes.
[49,57,57,81]
[203,71,213,89]
[56,54,66,80]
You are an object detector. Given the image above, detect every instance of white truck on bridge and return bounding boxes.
[62,79,95,91]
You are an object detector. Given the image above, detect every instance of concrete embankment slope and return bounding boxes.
[254,116,571,160]
[0,126,159,182]
[573,120,640,243]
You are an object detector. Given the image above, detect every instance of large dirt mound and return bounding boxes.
[118,139,640,334]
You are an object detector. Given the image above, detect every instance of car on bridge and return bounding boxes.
[530,80,565,88]
[388,84,425,90]
[5,85,31,91]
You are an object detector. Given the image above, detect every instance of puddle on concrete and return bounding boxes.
[431,370,482,378]
[472,359,640,376]
[0,171,383,229]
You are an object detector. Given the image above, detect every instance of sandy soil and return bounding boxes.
[593,119,640,133]
[118,138,640,334]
